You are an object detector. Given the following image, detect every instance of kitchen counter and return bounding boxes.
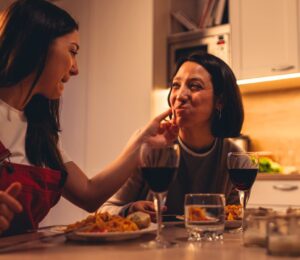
[256,173,300,181]
[0,223,297,260]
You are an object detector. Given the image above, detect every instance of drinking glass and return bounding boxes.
[184,193,225,241]
[243,207,275,247]
[139,143,180,248]
[227,152,259,231]
[267,213,300,256]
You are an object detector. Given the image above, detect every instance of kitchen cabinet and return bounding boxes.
[230,0,299,80]
[154,0,230,88]
[154,0,300,86]
[248,179,300,208]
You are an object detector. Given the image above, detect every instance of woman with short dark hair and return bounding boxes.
[0,0,178,236]
[101,52,244,219]
[170,52,244,138]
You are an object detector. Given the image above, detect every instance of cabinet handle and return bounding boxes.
[271,65,295,72]
[273,184,298,191]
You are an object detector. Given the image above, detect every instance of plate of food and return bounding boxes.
[62,211,156,242]
[225,204,242,229]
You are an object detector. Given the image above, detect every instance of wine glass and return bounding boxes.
[139,143,180,248]
[227,152,259,231]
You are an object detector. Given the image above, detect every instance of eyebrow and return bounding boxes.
[173,76,206,86]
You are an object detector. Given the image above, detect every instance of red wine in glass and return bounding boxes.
[228,168,258,191]
[139,143,180,248]
[141,167,177,193]
[227,152,259,232]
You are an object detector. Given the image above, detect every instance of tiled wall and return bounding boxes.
[242,86,300,170]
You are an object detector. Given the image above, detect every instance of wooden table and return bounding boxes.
[0,223,295,260]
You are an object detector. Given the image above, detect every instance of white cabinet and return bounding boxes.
[230,0,299,80]
[248,180,300,208]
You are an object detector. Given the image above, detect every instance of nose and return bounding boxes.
[176,86,190,102]
[70,60,79,76]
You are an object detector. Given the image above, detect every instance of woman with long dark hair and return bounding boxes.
[0,0,178,236]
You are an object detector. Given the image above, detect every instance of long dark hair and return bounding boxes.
[168,52,244,138]
[0,0,78,180]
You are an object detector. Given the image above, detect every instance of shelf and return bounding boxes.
[168,24,230,43]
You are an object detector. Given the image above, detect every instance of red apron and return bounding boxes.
[0,141,63,236]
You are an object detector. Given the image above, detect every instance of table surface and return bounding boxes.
[0,223,296,260]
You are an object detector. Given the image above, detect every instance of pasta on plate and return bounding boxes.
[65,212,139,233]
[225,205,242,220]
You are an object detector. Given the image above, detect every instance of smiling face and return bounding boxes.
[34,30,79,99]
[169,61,216,130]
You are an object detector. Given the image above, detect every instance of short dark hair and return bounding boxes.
[168,52,244,138]
[0,0,78,182]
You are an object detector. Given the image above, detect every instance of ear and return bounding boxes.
[215,96,224,111]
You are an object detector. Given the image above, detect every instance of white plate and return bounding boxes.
[65,223,157,242]
[225,220,242,229]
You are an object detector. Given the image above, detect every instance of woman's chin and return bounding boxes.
[46,92,63,100]
[176,118,189,128]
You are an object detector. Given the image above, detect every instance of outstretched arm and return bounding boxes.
[63,109,178,212]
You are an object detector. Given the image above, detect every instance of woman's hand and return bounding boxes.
[128,200,167,222]
[63,109,178,212]
[122,108,178,155]
[140,108,179,147]
[0,182,23,234]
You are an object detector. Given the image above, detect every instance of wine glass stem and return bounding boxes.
[154,193,163,242]
[239,190,246,230]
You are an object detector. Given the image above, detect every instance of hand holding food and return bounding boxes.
[140,109,179,148]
